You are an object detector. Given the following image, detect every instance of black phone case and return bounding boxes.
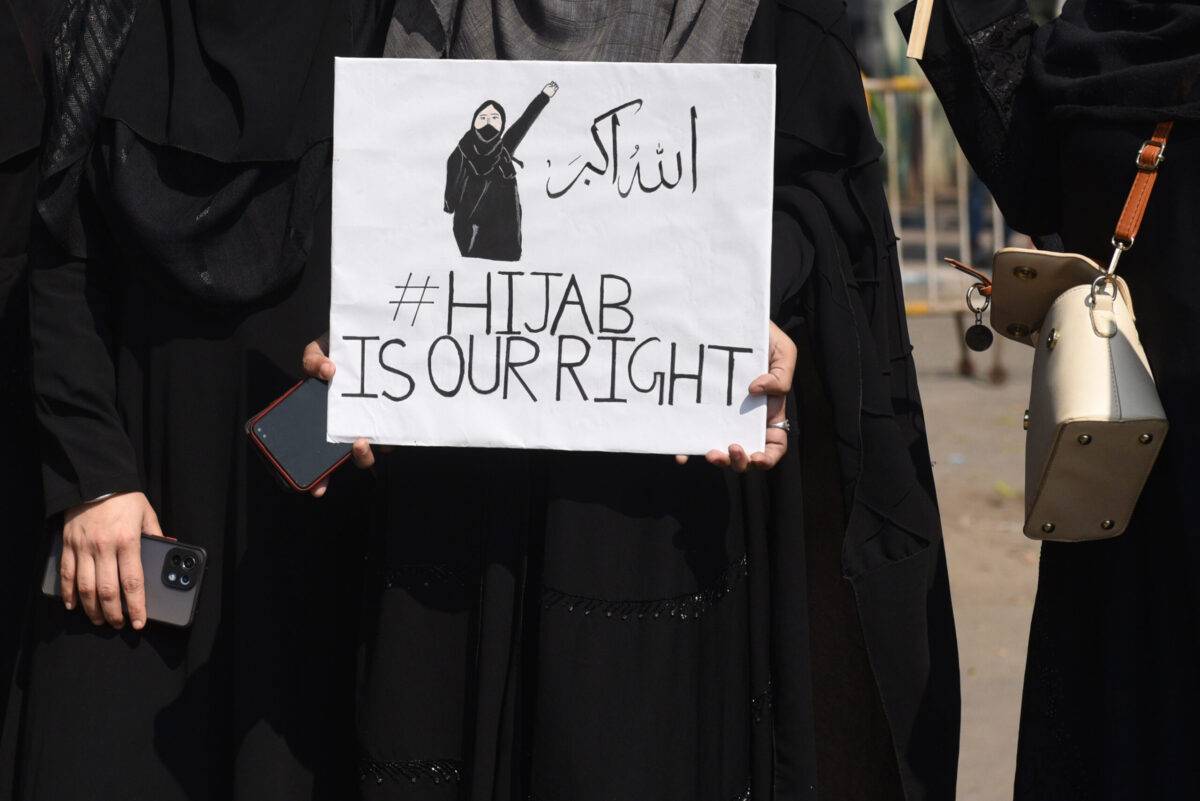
[42,533,208,628]
[246,378,353,492]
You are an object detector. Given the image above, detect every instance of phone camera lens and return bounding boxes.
[181,555,196,570]
[180,575,191,587]
[167,571,178,583]
[172,555,182,567]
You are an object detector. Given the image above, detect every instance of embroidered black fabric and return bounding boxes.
[38,0,137,252]
[381,562,469,591]
[751,684,773,725]
[540,555,750,622]
[360,749,751,801]
[359,756,464,786]
[531,785,751,801]
[965,11,1036,126]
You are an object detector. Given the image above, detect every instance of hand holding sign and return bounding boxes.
[678,321,796,472]
[301,335,390,498]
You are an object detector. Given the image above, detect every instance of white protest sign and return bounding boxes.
[329,58,775,454]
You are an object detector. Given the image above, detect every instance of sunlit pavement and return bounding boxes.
[908,315,1039,801]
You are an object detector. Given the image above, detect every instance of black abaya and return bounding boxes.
[356,3,960,801]
[4,194,371,801]
[2,0,390,798]
[0,0,44,723]
[900,1,1200,798]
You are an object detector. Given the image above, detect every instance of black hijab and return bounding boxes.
[102,0,380,163]
[458,99,512,172]
[36,0,390,304]
[1030,0,1200,121]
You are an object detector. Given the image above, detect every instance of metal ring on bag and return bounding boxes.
[966,284,991,315]
[1089,273,1116,303]
[1089,274,1118,339]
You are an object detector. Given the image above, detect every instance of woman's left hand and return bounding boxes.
[676,321,797,473]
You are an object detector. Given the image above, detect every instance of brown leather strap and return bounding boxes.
[1113,121,1174,248]
[944,257,992,296]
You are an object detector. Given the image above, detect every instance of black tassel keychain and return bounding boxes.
[945,257,994,352]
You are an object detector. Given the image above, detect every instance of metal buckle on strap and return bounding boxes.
[1136,140,1166,171]
[1108,236,1132,275]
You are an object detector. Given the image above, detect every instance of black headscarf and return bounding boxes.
[36,0,390,305]
[459,99,511,172]
[102,0,377,163]
[1030,0,1200,121]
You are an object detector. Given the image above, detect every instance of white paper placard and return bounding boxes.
[329,58,775,454]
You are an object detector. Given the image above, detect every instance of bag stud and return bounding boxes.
[1101,520,1116,531]
[1006,323,1030,339]
[1013,265,1037,281]
[1023,410,1030,431]
[1139,433,1154,444]
[1077,434,1092,445]
[1041,522,1056,534]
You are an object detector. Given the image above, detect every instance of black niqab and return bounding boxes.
[36,0,390,304]
[461,99,510,171]
[1030,0,1200,121]
[103,0,366,163]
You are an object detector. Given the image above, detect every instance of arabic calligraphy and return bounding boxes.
[546,100,699,199]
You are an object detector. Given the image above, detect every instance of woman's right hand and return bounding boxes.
[302,336,381,497]
[61,491,161,630]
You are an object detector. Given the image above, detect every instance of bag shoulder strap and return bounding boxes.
[1113,121,1173,251]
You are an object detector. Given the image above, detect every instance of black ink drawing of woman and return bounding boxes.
[445,82,558,261]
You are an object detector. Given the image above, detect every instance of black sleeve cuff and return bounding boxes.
[770,208,815,326]
[42,471,144,518]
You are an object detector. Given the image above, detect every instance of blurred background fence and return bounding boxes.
[865,76,1010,314]
[863,74,1017,380]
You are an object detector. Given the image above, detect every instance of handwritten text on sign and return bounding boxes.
[329,59,776,454]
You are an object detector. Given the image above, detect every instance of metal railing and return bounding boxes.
[864,75,1011,381]
[864,75,1009,315]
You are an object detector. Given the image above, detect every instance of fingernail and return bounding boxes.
[132,620,144,631]
[64,601,73,610]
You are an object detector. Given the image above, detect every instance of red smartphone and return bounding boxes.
[245,378,354,492]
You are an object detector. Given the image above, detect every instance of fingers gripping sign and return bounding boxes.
[679,322,796,473]
[302,333,391,497]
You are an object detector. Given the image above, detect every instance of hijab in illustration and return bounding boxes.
[445,84,555,261]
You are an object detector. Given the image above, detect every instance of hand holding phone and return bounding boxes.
[246,378,354,493]
[44,492,206,629]
[43,529,207,629]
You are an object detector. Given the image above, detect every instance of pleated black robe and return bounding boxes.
[900,1,1200,798]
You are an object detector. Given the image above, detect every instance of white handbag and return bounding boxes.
[953,123,1173,542]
